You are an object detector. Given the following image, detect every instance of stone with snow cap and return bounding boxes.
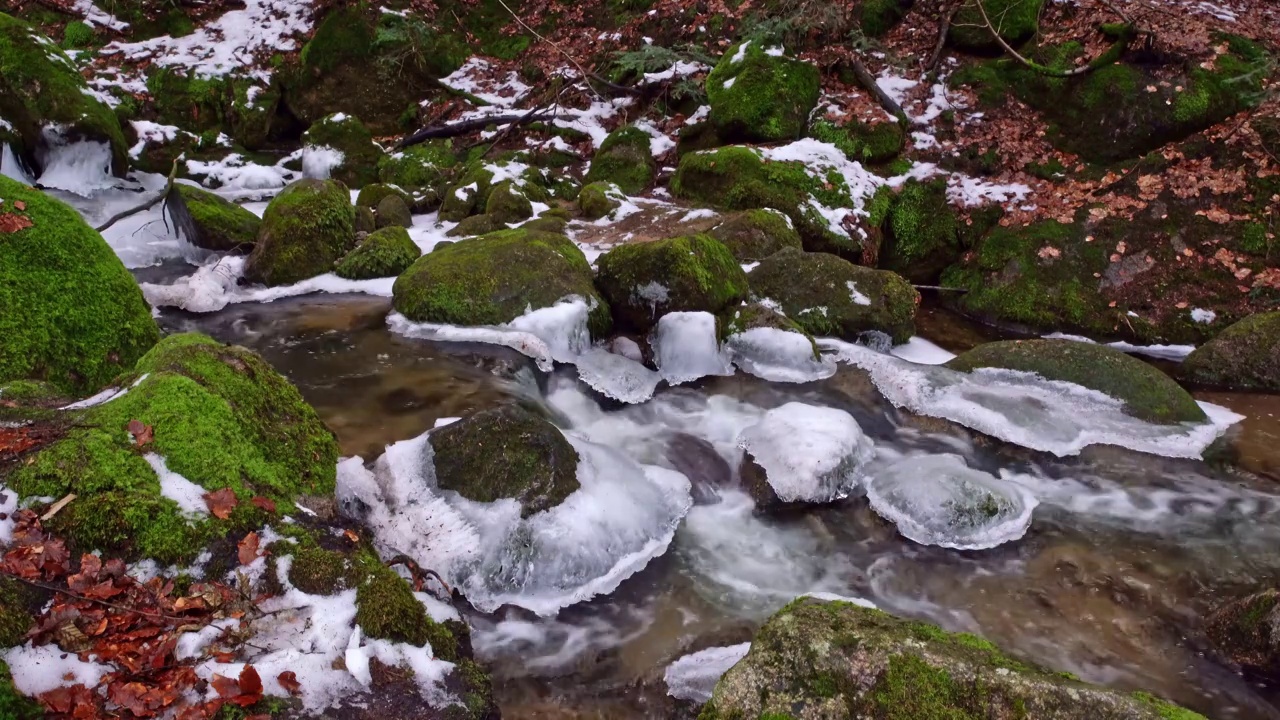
[706,41,820,143]
[737,402,872,509]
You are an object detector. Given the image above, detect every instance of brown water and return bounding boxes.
[161,295,1280,720]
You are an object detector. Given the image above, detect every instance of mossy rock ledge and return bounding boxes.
[1205,588,1280,682]
[701,597,1204,720]
[302,113,385,189]
[583,125,657,195]
[392,228,611,337]
[947,339,1206,424]
[709,209,803,263]
[4,333,338,564]
[243,178,356,286]
[167,183,260,252]
[881,178,960,284]
[747,248,919,343]
[428,406,580,518]
[595,234,749,332]
[706,41,821,143]
[335,226,420,280]
[0,175,160,395]
[1182,312,1280,391]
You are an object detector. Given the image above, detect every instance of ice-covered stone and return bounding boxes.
[664,643,751,703]
[725,327,835,383]
[574,347,662,404]
[737,403,872,504]
[651,311,733,385]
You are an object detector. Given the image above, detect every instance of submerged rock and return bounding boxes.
[738,403,872,508]
[301,113,384,188]
[1182,312,1280,391]
[702,597,1205,719]
[706,41,820,144]
[392,228,610,336]
[244,178,356,286]
[166,183,260,252]
[5,334,337,564]
[708,208,802,263]
[595,234,748,332]
[584,125,657,194]
[947,339,1205,424]
[0,175,159,395]
[666,433,733,506]
[747,248,919,343]
[1205,588,1280,681]
[335,226,420,280]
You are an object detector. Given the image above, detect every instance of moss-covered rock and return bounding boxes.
[335,226,420,280]
[947,339,1205,424]
[447,213,506,237]
[809,117,904,164]
[949,0,1045,52]
[392,228,611,336]
[709,208,802,263]
[881,178,960,283]
[356,183,412,211]
[7,334,337,563]
[578,180,623,220]
[167,183,260,252]
[355,205,377,234]
[1205,588,1280,681]
[0,576,37,648]
[244,179,356,286]
[1182,313,1280,391]
[706,41,820,143]
[145,69,278,152]
[429,406,580,518]
[0,176,159,395]
[584,125,657,194]
[596,234,749,331]
[519,214,568,234]
[859,0,914,37]
[747,247,919,343]
[439,162,497,222]
[302,113,384,189]
[0,12,128,176]
[377,141,459,195]
[375,193,413,229]
[0,658,42,720]
[702,597,1204,720]
[485,180,534,223]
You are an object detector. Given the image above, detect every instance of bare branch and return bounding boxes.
[973,0,1133,78]
[396,110,577,150]
[93,159,179,233]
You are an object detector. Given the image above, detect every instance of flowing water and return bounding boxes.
[149,290,1280,720]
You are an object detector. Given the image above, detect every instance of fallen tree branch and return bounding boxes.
[913,284,969,292]
[973,0,1134,78]
[2,571,188,624]
[847,55,908,123]
[925,6,959,72]
[397,110,576,149]
[93,159,179,233]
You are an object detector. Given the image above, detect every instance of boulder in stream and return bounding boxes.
[243,178,356,286]
[1182,312,1280,391]
[701,597,1206,719]
[1205,588,1280,681]
[167,183,260,252]
[737,403,873,509]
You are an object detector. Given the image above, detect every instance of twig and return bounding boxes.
[2,571,186,623]
[926,6,959,72]
[913,284,969,292]
[39,493,76,521]
[973,0,1132,78]
[94,159,179,233]
[848,55,907,123]
[397,110,575,149]
[475,102,550,156]
[493,0,637,99]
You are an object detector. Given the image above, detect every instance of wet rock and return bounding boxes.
[706,41,820,144]
[1182,312,1280,391]
[702,597,1206,719]
[0,176,159,395]
[577,181,623,220]
[708,209,802,263]
[947,339,1206,424]
[429,405,580,518]
[301,113,384,188]
[166,184,260,252]
[747,248,919,343]
[584,125,657,194]
[665,433,732,505]
[335,226,420,280]
[1205,588,1280,681]
[244,178,356,286]
[595,234,748,332]
[375,193,413,229]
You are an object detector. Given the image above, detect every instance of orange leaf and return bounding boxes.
[0,212,32,233]
[127,419,154,447]
[237,532,259,566]
[210,674,240,699]
[277,670,302,695]
[232,665,264,706]
[250,496,276,513]
[202,489,238,519]
[14,201,25,210]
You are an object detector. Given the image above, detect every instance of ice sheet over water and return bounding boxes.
[737,403,873,503]
[651,312,733,385]
[818,338,1242,458]
[36,135,116,196]
[664,643,750,703]
[338,429,693,616]
[574,347,662,403]
[725,327,836,383]
[864,453,1039,550]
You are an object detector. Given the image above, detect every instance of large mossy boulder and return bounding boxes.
[335,226,420,280]
[596,234,749,332]
[949,0,1045,52]
[584,125,656,195]
[144,68,280,153]
[881,178,960,283]
[375,193,413,229]
[706,41,820,143]
[1205,588,1280,681]
[702,597,1204,719]
[578,180,623,220]
[5,334,338,563]
[0,176,159,395]
[484,180,533,224]
[392,228,611,336]
[709,208,802,263]
[809,117,905,164]
[1182,313,1280,391]
[167,183,260,252]
[947,339,1206,424]
[301,113,384,188]
[747,248,919,343]
[429,406,580,518]
[0,13,128,176]
[244,178,356,286]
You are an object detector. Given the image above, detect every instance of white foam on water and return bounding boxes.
[651,312,734,385]
[737,403,873,503]
[725,327,836,383]
[1042,332,1195,362]
[864,453,1039,550]
[574,347,662,404]
[664,643,751,703]
[142,256,397,313]
[818,338,1242,458]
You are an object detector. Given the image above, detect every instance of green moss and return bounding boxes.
[244,179,356,286]
[0,576,36,648]
[950,0,1045,51]
[948,339,1206,423]
[485,180,534,223]
[706,41,820,143]
[375,193,413,229]
[430,406,580,517]
[0,379,64,405]
[11,334,337,563]
[1131,692,1208,720]
[584,125,657,194]
[439,162,498,222]
[392,228,611,337]
[354,548,455,654]
[595,233,750,331]
[447,213,505,237]
[709,208,803,262]
[170,184,260,252]
[0,659,42,720]
[1182,312,1280,391]
[810,117,904,164]
[145,67,231,134]
[883,178,960,283]
[335,226,420,280]
[0,176,159,395]
[357,183,413,210]
[578,181,623,220]
[0,13,128,173]
[859,0,911,37]
[303,114,384,188]
[301,6,375,73]
[61,20,93,48]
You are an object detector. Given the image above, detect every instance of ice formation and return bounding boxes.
[574,347,662,403]
[736,403,873,503]
[664,643,751,702]
[724,327,836,383]
[650,312,733,385]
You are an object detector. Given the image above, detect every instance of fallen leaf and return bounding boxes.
[0,213,33,233]
[203,489,238,519]
[13,201,25,210]
[211,674,240,699]
[343,529,360,543]
[250,496,276,513]
[237,531,259,566]
[127,419,153,447]
[278,670,302,696]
